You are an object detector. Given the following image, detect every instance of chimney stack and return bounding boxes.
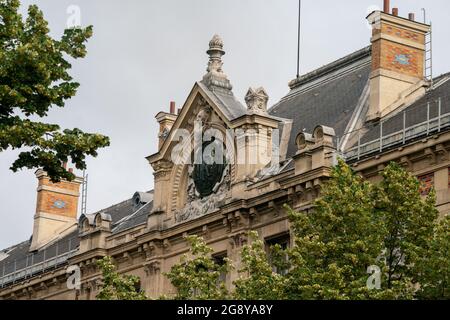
[170,101,176,114]
[409,13,415,21]
[30,170,83,251]
[366,4,431,121]
[383,0,390,13]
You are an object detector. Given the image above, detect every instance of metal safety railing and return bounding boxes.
[340,97,447,161]
[0,236,79,288]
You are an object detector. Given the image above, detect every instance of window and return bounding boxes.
[134,278,143,294]
[85,287,91,301]
[418,173,434,196]
[448,168,450,188]
[265,233,290,275]
[213,252,228,284]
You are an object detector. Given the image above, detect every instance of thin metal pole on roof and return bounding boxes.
[380,121,383,152]
[357,132,361,160]
[430,21,433,78]
[13,260,16,284]
[403,111,406,144]
[438,98,442,132]
[296,0,302,78]
[55,242,59,269]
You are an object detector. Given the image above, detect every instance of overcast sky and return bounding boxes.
[1,0,449,249]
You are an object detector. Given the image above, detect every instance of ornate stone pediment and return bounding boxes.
[147,35,249,224]
[174,99,233,223]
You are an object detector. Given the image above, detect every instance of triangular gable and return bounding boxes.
[148,82,246,163]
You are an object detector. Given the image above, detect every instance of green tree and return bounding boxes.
[160,161,445,300]
[164,235,231,300]
[233,231,287,300]
[284,159,384,300]
[375,162,439,298]
[0,0,109,182]
[415,215,450,300]
[96,256,147,300]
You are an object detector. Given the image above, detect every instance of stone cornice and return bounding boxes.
[36,185,80,197]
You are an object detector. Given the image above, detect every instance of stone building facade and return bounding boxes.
[1,5,449,300]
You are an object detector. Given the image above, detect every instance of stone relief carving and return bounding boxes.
[188,97,212,127]
[245,87,269,115]
[176,163,231,223]
[158,127,170,141]
[174,98,232,223]
[196,105,212,125]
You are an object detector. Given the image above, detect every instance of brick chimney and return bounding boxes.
[366,3,431,121]
[30,169,83,251]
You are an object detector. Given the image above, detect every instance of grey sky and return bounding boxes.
[1,0,449,249]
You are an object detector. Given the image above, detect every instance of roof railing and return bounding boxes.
[0,236,78,289]
[341,97,446,161]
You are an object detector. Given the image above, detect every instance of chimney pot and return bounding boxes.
[170,101,176,114]
[409,13,415,21]
[392,8,399,16]
[62,161,67,169]
[383,0,390,13]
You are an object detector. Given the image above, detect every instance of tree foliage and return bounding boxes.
[96,256,147,300]
[164,235,231,300]
[95,161,447,300]
[374,162,439,298]
[415,216,450,300]
[0,0,109,182]
[233,231,287,300]
[284,160,384,299]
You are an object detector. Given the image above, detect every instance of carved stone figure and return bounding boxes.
[195,106,211,125]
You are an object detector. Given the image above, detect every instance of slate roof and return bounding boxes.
[111,192,154,234]
[0,191,153,287]
[0,231,79,286]
[269,46,372,158]
[198,81,248,120]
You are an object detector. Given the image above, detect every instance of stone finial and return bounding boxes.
[245,87,269,114]
[207,34,225,73]
[202,35,232,91]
